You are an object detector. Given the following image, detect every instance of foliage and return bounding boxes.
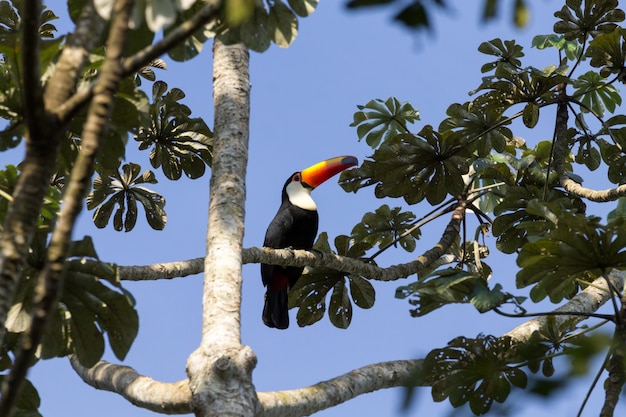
[4,0,626,416]
[87,162,166,232]
[289,232,375,329]
[345,0,531,31]
[135,80,213,180]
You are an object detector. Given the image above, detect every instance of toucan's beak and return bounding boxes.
[300,155,358,189]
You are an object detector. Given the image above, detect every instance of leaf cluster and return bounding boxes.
[4,233,138,368]
[87,163,166,232]
[135,80,213,180]
[395,268,522,317]
[517,214,626,303]
[414,323,611,415]
[345,0,532,31]
[418,335,529,415]
[214,0,319,53]
[289,232,375,329]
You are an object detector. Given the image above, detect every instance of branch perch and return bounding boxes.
[119,198,468,282]
[72,267,624,416]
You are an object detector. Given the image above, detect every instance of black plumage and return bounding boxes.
[260,155,358,329]
[261,174,318,329]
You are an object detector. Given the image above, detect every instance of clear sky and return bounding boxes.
[15,1,625,416]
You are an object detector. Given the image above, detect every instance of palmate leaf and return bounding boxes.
[477,38,524,74]
[341,125,470,205]
[289,232,375,328]
[573,71,621,117]
[87,162,166,231]
[421,335,528,415]
[7,234,138,368]
[288,0,318,16]
[0,376,42,417]
[63,76,150,174]
[164,1,214,61]
[350,97,420,149]
[517,215,626,303]
[136,81,213,180]
[395,268,516,316]
[351,204,420,252]
[268,0,298,48]
[532,34,581,61]
[586,26,626,80]
[493,186,585,254]
[554,0,624,42]
[440,102,513,156]
[219,0,318,52]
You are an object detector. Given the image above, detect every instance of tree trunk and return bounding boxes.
[186,38,259,417]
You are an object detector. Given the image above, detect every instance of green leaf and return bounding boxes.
[573,71,622,117]
[329,279,352,328]
[268,0,298,48]
[396,268,488,316]
[440,102,512,156]
[0,376,42,417]
[350,204,420,252]
[239,6,272,52]
[87,163,166,231]
[164,1,214,61]
[136,81,212,180]
[348,275,375,309]
[522,102,539,128]
[287,0,318,16]
[554,0,624,42]
[289,232,374,328]
[586,26,626,80]
[423,335,527,415]
[350,97,420,149]
[516,214,626,302]
[478,38,524,74]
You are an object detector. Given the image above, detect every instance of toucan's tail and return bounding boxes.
[263,289,289,329]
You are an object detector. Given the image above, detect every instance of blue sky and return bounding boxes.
[12,1,625,416]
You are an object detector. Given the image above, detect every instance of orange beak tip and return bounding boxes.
[301,155,359,188]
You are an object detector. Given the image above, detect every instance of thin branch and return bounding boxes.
[367,197,457,261]
[120,0,222,76]
[493,307,615,322]
[577,348,610,417]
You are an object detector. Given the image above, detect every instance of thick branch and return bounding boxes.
[0,1,135,416]
[256,360,420,417]
[55,1,223,123]
[44,0,106,113]
[0,0,57,351]
[554,86,626,201]
[69,356,192,414]
[118,199,467,282]
[601,293,626,417]
[504,270,624,342]
[185,39,259,417]
[70,271,623,416]
[559,180,626,202]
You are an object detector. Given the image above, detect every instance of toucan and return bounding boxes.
[261,155,358,329]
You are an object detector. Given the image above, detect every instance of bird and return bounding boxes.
[261,155,358,329]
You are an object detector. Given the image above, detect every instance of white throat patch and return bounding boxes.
[286,181,316,211]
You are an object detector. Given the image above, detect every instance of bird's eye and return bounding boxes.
[293,174,300,182]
